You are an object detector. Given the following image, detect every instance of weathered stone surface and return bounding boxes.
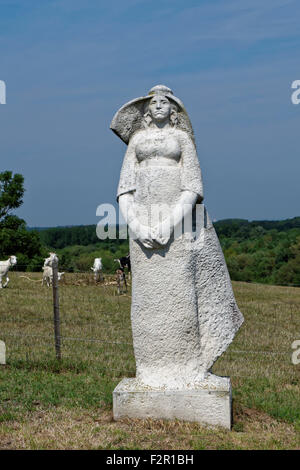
[113,377,232,429]
[0,341,6,365]
[111,85,244,428]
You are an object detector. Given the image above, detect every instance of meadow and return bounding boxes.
[0,272,299,450]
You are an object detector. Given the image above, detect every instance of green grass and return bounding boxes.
[0,273,299,449]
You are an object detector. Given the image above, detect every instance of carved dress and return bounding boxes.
[117,126,243,389]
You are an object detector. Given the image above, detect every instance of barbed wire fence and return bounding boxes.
[0,261,136,379]
[0,262,299,381]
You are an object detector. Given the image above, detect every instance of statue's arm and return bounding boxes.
[119,192,139,235]
[179,131,204,201]
[171,131,203,226]
[119,192,158,249]
[171,189,198,227]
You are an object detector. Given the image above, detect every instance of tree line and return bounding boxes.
[29,217,300,286]
[1,171,299,285]
[214,218,300,286]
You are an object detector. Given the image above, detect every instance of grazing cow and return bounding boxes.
[42,266,65,287]
[43,252,57,267]
[91,258,103,281]
[0,256,17,288]
[115,269,127,295]
[114,254,131,280]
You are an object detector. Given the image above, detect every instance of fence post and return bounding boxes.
[52,255,61,360]
[0,340,6,365]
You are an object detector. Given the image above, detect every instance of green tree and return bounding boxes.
[0,171,24,222]
[0,171,45,269]
[274,237,300,286]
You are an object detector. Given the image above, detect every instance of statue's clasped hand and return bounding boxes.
[136,223,157,249]
[152,222,171,247]
[136,223,171,249]
[129,213,172,249]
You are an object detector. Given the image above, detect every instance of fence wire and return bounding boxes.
[0,267,299,381]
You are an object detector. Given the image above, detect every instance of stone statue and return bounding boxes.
[111,85,244,428]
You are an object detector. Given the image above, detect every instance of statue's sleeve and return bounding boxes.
[117,138,137,201]
[180,132,204,200]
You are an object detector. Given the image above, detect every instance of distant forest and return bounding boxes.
[27,217,300,287]
[214,217,300,286]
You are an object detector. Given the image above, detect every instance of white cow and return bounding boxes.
[43,252,57,267]
[42,266,65,287]
[0,255,17,288]
[91,258,103,281]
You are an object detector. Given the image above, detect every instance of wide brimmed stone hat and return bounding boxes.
[110,85,195,145]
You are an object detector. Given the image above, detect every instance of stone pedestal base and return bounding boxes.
[113,377,232,429]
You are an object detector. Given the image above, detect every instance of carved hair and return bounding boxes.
[143,97,178,128]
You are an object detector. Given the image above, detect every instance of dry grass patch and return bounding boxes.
[0,405,299,450]
[0,274,300,449]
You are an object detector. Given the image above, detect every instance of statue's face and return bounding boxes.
[148,95,171,122]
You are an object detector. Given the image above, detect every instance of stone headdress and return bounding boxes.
[110,85,195,145]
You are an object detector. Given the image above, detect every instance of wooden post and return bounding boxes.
[0,340,6,365]
[52,255,61,360]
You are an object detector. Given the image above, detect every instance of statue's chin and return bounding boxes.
[151,117,169,125]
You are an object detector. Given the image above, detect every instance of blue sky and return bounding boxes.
[1,0,299,226]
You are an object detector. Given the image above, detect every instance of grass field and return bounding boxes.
[0,272,299,450]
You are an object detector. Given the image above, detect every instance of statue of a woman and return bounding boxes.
[111,85,243,390]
